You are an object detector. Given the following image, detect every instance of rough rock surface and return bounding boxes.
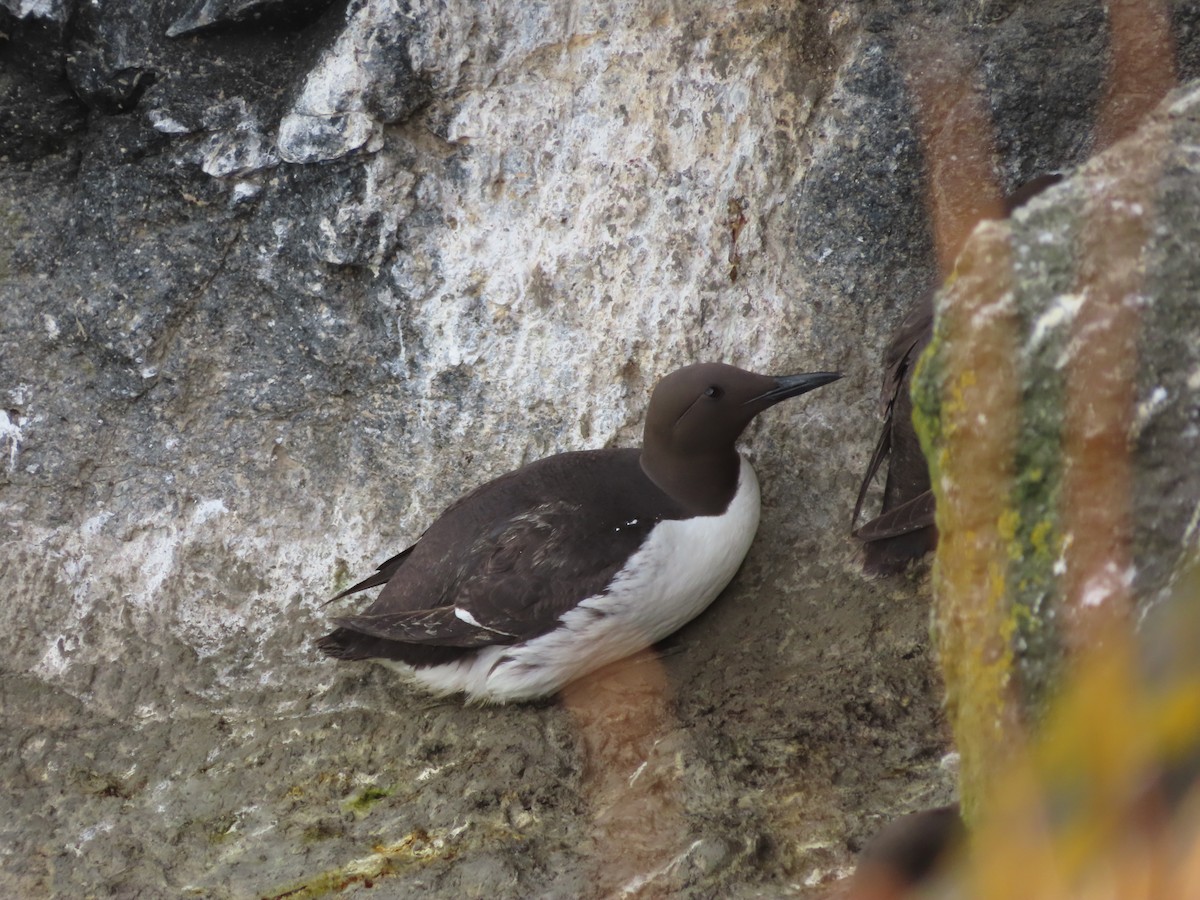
[913,81,1200,822]
[2,1,1197,896]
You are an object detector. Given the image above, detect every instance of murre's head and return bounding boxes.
[640,362,841,513]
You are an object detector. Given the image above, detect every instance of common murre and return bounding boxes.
[317,363,841,702]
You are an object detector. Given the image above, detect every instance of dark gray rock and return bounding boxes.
[979,0,1107,184]
[64,1,163,113]
[167,0,337,39]
[0,9,87,159]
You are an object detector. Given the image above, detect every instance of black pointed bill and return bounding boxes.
[746,371,842,406]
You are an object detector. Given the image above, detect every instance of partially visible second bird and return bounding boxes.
[853,173,1065,574]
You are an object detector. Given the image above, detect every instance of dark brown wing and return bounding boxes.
[854,303,936,575]
[851,410,892,531]
[317,449,689,659]
[853,298,933,517]
[330,498,608,646]
[854,490,936,542]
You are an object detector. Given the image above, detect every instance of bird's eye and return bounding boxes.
[704,385,724,399]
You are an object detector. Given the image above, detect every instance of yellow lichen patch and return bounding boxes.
[910,338,947,486]
[997,509,1020,544]
[1030,519,1054,559]
[988,561,1008,612]
[910,249,1033,825]
[935,537,1021,825]
[930,401,1024,821]
[1007,599,1039,635]
[943,369,978,422]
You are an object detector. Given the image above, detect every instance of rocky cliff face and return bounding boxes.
[2,1,1196,896]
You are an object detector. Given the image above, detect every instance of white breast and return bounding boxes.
[384,456,763,703]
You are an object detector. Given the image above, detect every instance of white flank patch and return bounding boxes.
[453,607,483,627]
[381,456,762,702]
[452,606,515,636]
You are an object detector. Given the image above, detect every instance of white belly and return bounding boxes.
[380,456,762,703]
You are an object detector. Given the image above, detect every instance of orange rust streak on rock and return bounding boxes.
[905,39,1024,821]
[560,648,688,896]
[1096,0,1177,150]
[1061,0,1176,646]
[1060,219,1140,648]
[904,41,1006,279]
